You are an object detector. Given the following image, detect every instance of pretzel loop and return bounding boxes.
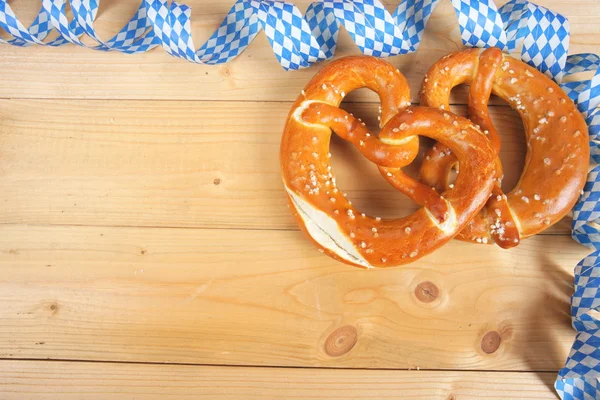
[281,56,498,268]
[419,48,590,248]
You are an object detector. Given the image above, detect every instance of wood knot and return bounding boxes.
[221,65,232,78]
[213,178,221,185]
[324,325,358,357]
[481,331,501,354]
[45,302,59,315]
[415,281,439,303]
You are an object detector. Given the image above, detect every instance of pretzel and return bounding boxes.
[281,56,497,268]
[419,48,590,249]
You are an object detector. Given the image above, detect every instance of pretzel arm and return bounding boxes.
[282,56,497,268]
[418,48,589,247]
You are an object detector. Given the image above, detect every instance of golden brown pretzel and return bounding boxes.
[419,48,590,249]
[281,56,497,268]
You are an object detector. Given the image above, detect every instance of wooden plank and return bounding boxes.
[0,224,588,369]
[0,99,571,234]
[0,360,560,399]
[0,1,597,102]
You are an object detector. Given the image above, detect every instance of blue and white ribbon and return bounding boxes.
[1,0,600,398]
[556,48,600,400]
[556,251,600,399]
[0,0,570,76]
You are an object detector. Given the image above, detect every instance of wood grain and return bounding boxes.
[0,360,560,399]
[0,0,597,102]
[0,224,588,370]
[0,1,595,397]
[0,99,570,233]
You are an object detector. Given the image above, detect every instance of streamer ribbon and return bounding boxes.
[0,0,599,398]
[0,0,569,75]
[556,50,600,400]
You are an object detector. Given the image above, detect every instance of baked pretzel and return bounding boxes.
[281,56,497,268]
[419,48,589,249]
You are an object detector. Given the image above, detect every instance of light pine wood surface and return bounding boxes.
[0,361,559,400]
[0,0,596,398]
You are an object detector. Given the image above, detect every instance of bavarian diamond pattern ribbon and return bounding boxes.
[500,0,570,80]
[558,44,600,399]
[0,0,569,76]
[1,0,600,398]
[556,250,600,399]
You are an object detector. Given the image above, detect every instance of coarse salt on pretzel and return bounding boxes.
[419,48,589,249]
[281,56,497,268]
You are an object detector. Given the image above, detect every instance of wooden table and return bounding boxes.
[0,0,598,398]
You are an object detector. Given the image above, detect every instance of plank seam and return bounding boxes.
[0,97,517,106]
[0,357,560,374]
[0,222,572,236]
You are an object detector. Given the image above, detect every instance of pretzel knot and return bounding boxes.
[281,56,497,268]
[420,48,590,249]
